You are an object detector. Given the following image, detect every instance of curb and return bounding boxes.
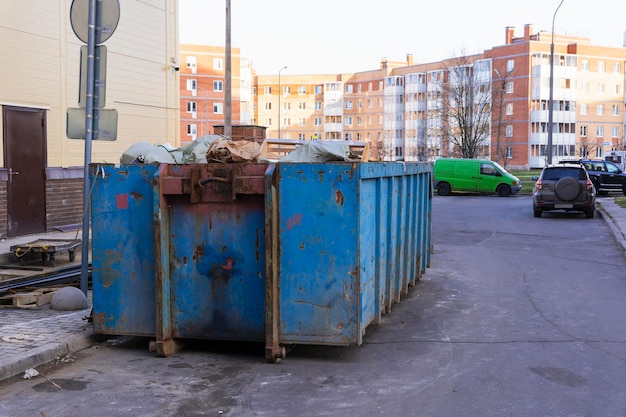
[597,202,626,257]
[0,330,96,382]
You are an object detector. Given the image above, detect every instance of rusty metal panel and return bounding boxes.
[154,163,268,345]
[266,162,433,354]
[90,164,158,336]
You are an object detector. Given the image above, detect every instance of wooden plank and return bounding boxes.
[0,288,57,309]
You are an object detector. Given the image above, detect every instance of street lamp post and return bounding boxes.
[547,0,565,165]
[278,65,287,139]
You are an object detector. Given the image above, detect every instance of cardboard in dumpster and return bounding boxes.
[206,138,261,163]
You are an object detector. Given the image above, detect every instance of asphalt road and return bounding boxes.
[1,194,626,417]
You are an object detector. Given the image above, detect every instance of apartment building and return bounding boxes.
[485,24,626,168]
[181,25,626,169]
[179,44,252,143]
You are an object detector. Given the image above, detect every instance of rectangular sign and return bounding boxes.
[66,107,118,141]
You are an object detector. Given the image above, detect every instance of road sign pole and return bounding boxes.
[80,0,97,295]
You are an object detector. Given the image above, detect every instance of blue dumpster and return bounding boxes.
[90,161,432,361]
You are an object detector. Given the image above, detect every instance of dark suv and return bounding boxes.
[532,164,596,218]
[560,159,626,195]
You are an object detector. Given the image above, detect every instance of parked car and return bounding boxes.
[532,164,596,218]
[434,158,521,197]
[559,159,626,195]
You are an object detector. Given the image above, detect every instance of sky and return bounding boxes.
[179,0,626,75]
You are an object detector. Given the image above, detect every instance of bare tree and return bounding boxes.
[493,68,514,165]
[441,55,492,159]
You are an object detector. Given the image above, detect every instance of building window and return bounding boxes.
[345,101,353,109]
[357,117,362,125]
[596,126,604,137]
[298,118,306,126]
[612,126,619,137]
[345,84,353,93]
[213,103,223,114]
[186,56,197,74]
[505,125,513,137]
[213,58,223,70]
[264,117,272,125]
[283,86,291,96]
[314,117,321,126]
[186,124,197,135]
[367,99,371,108]
[506,81,514,94]
[378,81,383,90]
[581,82,589,93]
[314,85,322,94]
[315,101,322,110]
[597,104,605,116]
[345,117,353,126]
[357,84,362,93]
[597,83,605,94]
[596,147,603,158]
[581,60,589,71]
[506,59,514,72]
[298,86,306,95]
[264,102,272,110]
[357,100,362,109]
[580,104,588,115]
[580,125,587,137]
[616,84,621,95]
[214,81,223,92]
[505,147,512,158]
[298,102,306,110]
[613,105,620,116]
[264,86,272,95]
[282,118,291,127]
[187,79,197,92]
[186,101,197,113]
[506,103,513,115]
[368,82,373,92]
[598,61,605,72]
[614,62,621,73]
[283,102,290,110]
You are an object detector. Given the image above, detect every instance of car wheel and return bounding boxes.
[496,184,511,197]
[585,209,595,219]
[533,209,542,218]
[437,182,451,196]
[554,177,580,201]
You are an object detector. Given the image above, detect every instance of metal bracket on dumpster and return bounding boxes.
[157,164,267,203]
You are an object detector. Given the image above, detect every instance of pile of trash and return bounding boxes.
[120,135,356,165]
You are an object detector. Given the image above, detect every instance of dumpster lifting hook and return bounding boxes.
[198,176,230,188]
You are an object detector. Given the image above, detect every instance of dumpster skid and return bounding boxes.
[90,161,432,362]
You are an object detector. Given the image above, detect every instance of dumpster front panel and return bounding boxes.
[273,163,361,345]
[267,162,433,350]
[91,164,158,336]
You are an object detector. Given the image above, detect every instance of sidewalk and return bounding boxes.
[0,198,625,383]
[0,229,96,382]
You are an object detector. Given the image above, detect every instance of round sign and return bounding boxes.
[70,0,120,44]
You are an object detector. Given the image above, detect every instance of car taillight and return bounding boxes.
[535,179,543,190]
[586,179,593,190]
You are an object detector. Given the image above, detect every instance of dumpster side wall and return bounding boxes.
[91,165,158,336]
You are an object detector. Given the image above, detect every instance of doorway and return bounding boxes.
[3,106,47,236]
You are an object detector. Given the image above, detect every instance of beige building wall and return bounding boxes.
[0,0,180,168]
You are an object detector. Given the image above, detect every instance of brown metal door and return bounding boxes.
[3,107,47,236]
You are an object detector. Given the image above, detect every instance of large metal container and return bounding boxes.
[90,161,432,361]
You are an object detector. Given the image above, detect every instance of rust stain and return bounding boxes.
[286,213,302,231]
[129,191,145,201]
[192,244,205,261]
[335,190,344,206]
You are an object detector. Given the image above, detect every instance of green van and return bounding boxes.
[434,158,521,197]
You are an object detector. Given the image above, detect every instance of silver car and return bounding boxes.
[532,164,596,218]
